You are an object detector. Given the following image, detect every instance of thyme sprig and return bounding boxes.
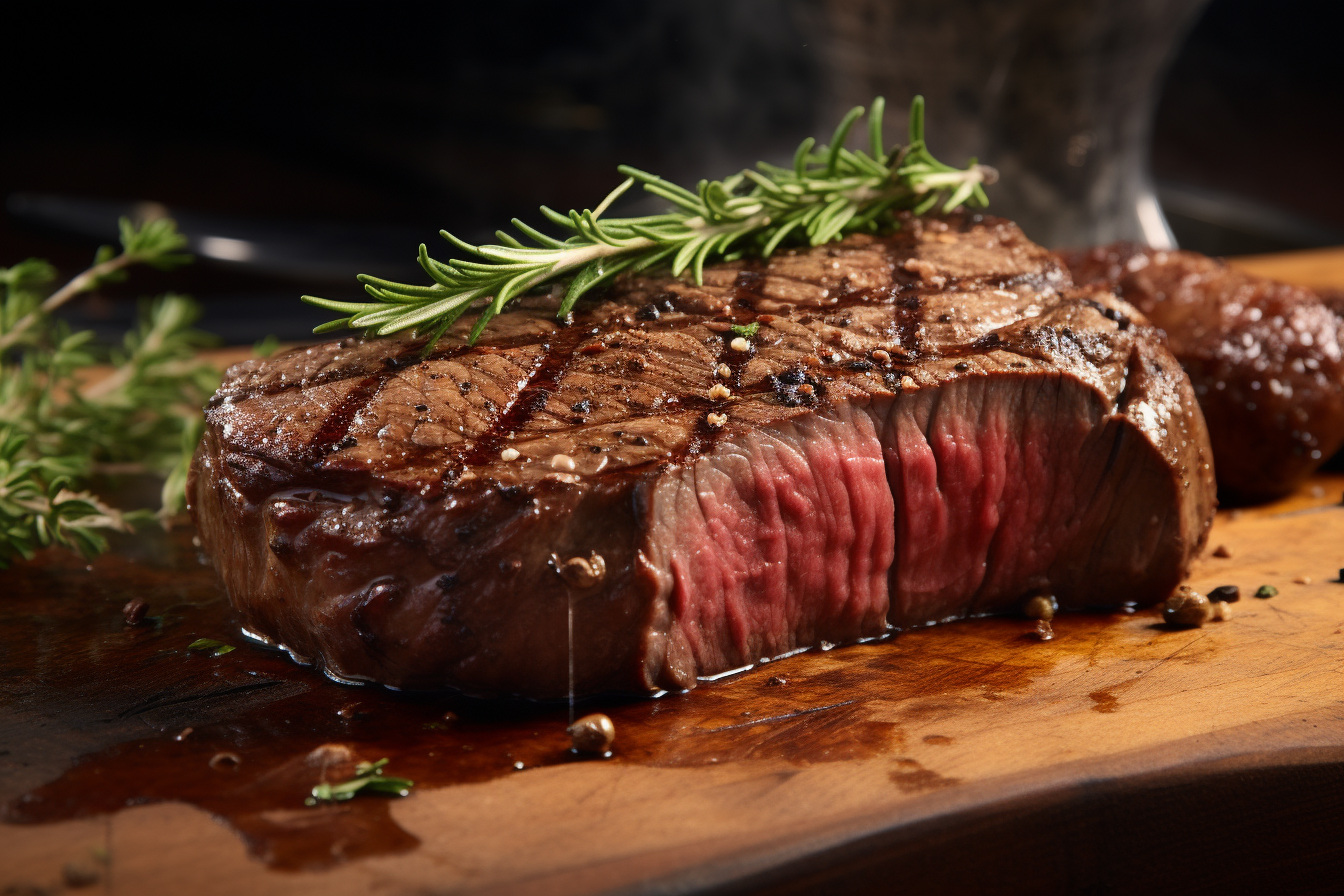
[304,96,993,346]
[0,218,190,354]
[0,219,219,569]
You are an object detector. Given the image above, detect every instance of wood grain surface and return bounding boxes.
[1228,245,1344,292]
[2,250,1343,896]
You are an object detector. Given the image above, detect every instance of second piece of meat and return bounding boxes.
[1064,244,1344,502]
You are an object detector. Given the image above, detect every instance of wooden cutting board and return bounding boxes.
[2,252,1343,896]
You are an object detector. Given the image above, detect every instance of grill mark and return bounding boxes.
[658,272,773,467]
[313,305,1089,487]
[490,288,1086,473]
[211,335,545,404]
[216,225,1074,489]
[457,324,593,471]
[307,374,384,464]
[214,249,1058,409]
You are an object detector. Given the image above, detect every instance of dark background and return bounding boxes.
[2,0,1341,342]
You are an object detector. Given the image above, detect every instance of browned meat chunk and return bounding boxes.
[190,215,1215,698]
[1064,244,1344,501]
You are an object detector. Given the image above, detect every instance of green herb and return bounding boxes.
[305,758,413,806]
[1254,585,1278,598]
[188,638,235,656]
[304,96,992,347]
[252,334,282,358]
[730,322,760,339]
[0,218,219,569]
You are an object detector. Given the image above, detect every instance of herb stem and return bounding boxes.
[0,253,135,354]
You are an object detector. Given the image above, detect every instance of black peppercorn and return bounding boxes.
[122,599,148,626]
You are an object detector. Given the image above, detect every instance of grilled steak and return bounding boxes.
[1064,244,1344,501]
[189,215,1216,698]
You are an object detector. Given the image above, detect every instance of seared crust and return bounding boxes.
[1064,244,1344,501]
[190,215,1216,696]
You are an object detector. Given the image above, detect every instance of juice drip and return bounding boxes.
[567,592,576,727]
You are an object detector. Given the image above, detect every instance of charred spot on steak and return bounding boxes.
[734,270,765,293]
[769,367,825,407]
[652,292,677,312]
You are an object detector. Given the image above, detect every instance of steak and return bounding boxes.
[1324,290,1344,321]
[1064,244,1344,501]
[189,214,1216,698]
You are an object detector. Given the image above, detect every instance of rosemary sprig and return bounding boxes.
[305,758,413,806]
[0,219,219,569]
[304,96,994,346]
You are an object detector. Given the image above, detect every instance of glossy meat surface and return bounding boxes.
[190,216,1216,697]
[1064,244,1344,501]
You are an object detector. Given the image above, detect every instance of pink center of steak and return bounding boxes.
[646,404,894,671]
[647,364,1187,679]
